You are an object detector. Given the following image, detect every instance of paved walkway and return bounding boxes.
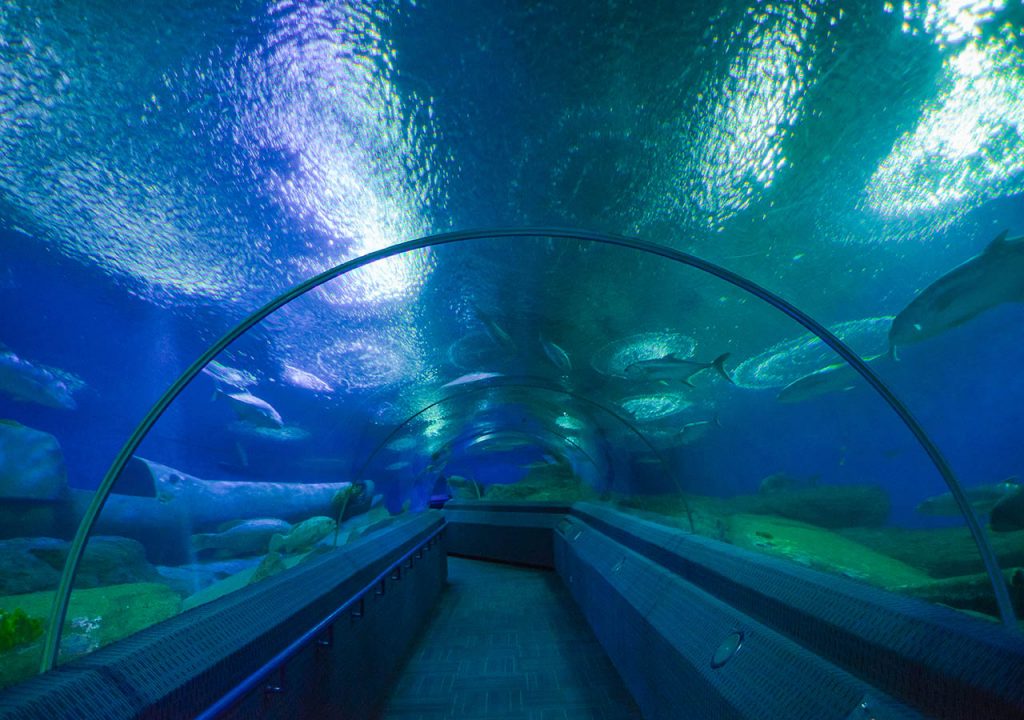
[379,557,643,720]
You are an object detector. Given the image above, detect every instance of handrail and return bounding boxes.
[42,227,1016,674]
[194,522,445,720]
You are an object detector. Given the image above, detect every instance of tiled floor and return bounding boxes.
[378,557,643,720]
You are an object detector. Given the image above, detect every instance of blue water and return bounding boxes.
[2,2,1024,683]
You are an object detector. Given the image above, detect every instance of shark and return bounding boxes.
[889,230,1024,358]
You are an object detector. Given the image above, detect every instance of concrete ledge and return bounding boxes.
[555,515,923,720]
[443,501,570,567]
[0,512,447,720]
[570,503,1024,720]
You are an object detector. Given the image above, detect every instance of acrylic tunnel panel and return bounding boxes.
[5,233,1001,682]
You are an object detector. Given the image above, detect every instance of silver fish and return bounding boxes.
[541,336,572,373]
[676,416,720,445]
[442,372,503,388]
[219,391,283,428]
[915,478,1022,516]
[282,364,333,393]
[229,422,308,442]
[202,360,257,390]
[776,355,884,404]
[890,231,1024,358]
[475,306,516,352]
[0,345,83,409]
[624,352,733,385]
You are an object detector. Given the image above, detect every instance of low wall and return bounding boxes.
[0,512,447,720]
[443,501,568,567]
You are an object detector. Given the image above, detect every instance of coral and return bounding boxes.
[0,608,43,652]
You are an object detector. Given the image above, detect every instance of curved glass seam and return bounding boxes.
[41,227,1017,672]
[351,380,683,511]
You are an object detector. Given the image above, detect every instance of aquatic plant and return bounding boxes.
[0,608,44,652]
[332,484,364,547]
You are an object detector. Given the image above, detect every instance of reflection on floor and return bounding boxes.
[379,557,642,720]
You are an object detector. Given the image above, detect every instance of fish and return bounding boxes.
[282,364,333,393]
[776,355,884,404]
[0,345,84,409]
[269,515,336,553]
[676,416,721,445]
[192,518,293,556]
[442,372,503,388]
[889,230,1024,358]
[474,306,516,352]
[624,352,733,385]
[385,460,411,471]
[218,391,283,428]
[915,478,1022,517]
[228,422,309,442]
[540,336,572,373]
[201,360,257,390]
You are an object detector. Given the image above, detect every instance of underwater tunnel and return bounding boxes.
[3,2,1024,719]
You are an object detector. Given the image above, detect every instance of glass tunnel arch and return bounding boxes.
[41,227,1019,671]
[348,378,692,523]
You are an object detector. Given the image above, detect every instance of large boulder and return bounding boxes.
[840,525,1024,578]
[733,484,891,528]
[0,536,159,595]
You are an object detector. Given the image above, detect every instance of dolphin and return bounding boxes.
[889,230,1024,358]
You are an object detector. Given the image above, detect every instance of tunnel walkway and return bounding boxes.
[378,557,643,720]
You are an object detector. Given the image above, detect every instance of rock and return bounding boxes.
[726,514,930,589]
[156,559,260,597]
[485,466,597,502]
[0,536,159,595]
[839,526,1024,578]
[0,582,181,690]
[903,568,1024,620]
[0,421,68,502]
[249,552,286,584]
[183,553,308,611]
[730,484,891,529]
[991,490,1024,532]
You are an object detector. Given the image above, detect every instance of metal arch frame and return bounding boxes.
[347,376,689,515]
[41,227,1017,671]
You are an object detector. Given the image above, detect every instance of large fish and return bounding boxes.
[202,360,257,390]
[889,231,1024,358]
[0,344,84,409]
[915,478,1021,517]
[192,518,293,556]
[777,355,884,404]
[624,352,733,385]
[218,390,283,428]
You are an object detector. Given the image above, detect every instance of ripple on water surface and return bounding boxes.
[732,316,893,389]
